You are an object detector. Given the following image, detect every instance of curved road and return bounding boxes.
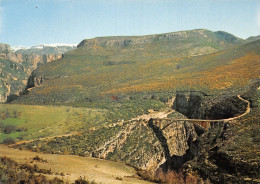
[14,95,251,145]
[160,95,251,130]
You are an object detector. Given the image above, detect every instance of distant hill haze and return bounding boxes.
[12,29,259,106]
[246,35,260,42]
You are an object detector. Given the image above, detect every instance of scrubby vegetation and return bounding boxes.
[1,30,259,184]
[0,156,102,184]
[13,31,260,109]
[0,91,171,143]
[17,125,122,156]
[0,156,64,184]
[138,168,208,184]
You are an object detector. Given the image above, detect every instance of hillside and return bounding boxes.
[14,30,258,107]
[0,43,31,102]
[13,79,260,184]
[246,35,260,42]
[0,43,75,102]
[14,44,76,69]
[1,29,260,184]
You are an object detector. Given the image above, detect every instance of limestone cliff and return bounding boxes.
[90,119,199,172]
[172,91,248,120]
[0,43,75,102]
[179,81,260,183]
[77,29,243,57]
[14,44,76,69]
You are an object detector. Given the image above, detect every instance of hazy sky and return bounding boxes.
[0,0,260,47]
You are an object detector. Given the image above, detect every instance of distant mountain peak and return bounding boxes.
[30,43,77,49]
[11,43,77,52]
[11,46,29,52]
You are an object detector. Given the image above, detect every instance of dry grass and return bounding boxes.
[0,145,153,184]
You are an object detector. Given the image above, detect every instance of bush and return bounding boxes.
[32,155,47,163]
[3,125,16,134]
[74,177,97,184]
[3,137,15,145]
[0,122,4,129]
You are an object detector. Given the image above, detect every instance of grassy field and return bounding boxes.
[0,92,168,143]
[0,103,110,143]
[0,145,153,184]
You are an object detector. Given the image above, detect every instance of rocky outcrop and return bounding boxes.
[14,44,76,69]
[184,119,260,183]
[91,120,167,172]
[0,43,11,54]
[26,73,43,88]
[172,91,248,120]
[0,43,23,63]
[0,44,30,102]
[0,43,75,103]
[148,119,199,170]
[179,82,260,184]
[88,118,199,173]
[77,29,244,56]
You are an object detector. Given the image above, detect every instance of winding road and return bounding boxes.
[13,95,251,145]
[158,95,251,130]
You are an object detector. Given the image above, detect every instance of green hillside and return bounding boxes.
[246,35,260,42]
[11,30,258,122]
[2,29,260,184]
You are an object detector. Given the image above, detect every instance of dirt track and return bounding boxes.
[0,95,251,183]
[15,132,78,145]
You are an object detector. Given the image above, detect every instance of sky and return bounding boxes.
[0,0,259,47]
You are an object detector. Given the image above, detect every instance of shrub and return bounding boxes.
[116,176,123,180]
[0,122,4,129]
[3,137,15,145]
[74,177,97,184]
[32,155,47,163]
[3,125,16,134]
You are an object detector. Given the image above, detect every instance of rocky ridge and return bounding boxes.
[77,29,244,57]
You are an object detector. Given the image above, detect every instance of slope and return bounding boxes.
[14,30,258,107]
[0,43,75,103]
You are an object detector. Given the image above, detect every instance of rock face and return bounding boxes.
[77,29,243,58]
[148,119,198,170]
[173,91,248,120]
[90,119,199,173]
[78,29,243,50]
[0,43,23,63]
[180,82,260,183]
[18,117,200,174]
[0,44,28,102]
[15,44,76,70]
[15,81,260,183]
[0,43,11,53]
[93,120,167,172]
[0,43,75,102]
